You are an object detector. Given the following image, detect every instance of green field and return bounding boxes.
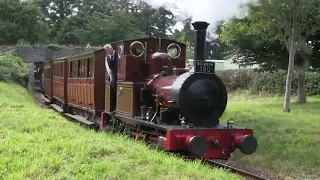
[1,82,319,180]
[221,92,320,179]
[0,82,239,180]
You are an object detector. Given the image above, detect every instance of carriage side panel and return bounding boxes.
[93,49,106,115]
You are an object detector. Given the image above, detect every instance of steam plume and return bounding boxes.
[142,0,257,33]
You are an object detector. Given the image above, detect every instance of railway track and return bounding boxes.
[205,159,269,180]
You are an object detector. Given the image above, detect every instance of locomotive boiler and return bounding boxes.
[143,22,227,128]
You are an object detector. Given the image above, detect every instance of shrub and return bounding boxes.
[216,69,320,96]
[216,69,254,91]
[0,51,29,83]
[305,72,320,96]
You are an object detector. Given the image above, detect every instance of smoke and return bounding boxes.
[142,0,257,33]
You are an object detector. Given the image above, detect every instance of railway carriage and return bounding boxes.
[52,57,68,111]
[42,60,53,102]
[65,50,105,123]
[41,21,258,160]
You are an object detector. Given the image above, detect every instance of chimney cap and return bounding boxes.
[192,21,210,31]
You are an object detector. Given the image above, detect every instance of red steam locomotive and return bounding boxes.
[41,21,257,160]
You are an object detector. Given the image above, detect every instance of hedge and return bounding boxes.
[0,51,29,86]
[216,69,320,96]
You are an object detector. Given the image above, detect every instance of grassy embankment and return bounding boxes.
[221,92,320,179]
[0,82,240,180]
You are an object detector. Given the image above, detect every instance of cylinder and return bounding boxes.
[191,21,210,61]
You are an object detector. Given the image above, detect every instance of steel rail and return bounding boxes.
[206,159,269,180]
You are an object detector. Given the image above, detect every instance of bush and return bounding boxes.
[216,69,254,91]
[216,69,320,96]
[0,51,29,83]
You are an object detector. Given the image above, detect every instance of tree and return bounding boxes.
[251,0,320,111]
[176,31,193,61]
[173,18,228,60]
[130,1,177,38]
[221,0,320,112]
[39,0,79,33]
[220,17,289,70]
[205,21,228,60]
[0,0,49,44]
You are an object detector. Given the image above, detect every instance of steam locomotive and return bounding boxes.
[41,21,257,159]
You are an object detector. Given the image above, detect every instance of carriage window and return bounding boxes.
[74,61,77,78]
[69,62,72,78]
[72,61,74,78]
[60,63,62,77]
[77,60,80,78]
[74,61,76,78]
[62,63,64,77]
[72,61,75,78]
[84,59,87,78]
[78,61,80,78]
[72,62,74,78]
[83,59,86,78]
[83,59,87,78]
[80,60,83,78]
[81,59,85,78]
[87,58,90,77]
[91,58,94,77]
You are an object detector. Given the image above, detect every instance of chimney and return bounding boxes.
[191,21,209,61]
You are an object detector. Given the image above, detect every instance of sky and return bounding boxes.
[142,0,257,33]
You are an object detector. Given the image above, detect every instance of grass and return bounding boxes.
[221,91,320,179]
[0,82,240,180]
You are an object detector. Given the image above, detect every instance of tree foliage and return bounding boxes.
[173,18,227,60]
[220,0,320,111]
[0,0,178,45]
[0,0,49,44]
[0,51,29,81]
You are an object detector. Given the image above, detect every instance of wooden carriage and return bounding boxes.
[42,60,53,102]
[52,57,68,111]
[66,49,106,118]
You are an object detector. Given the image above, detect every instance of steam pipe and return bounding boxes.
[191,21,209,61]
